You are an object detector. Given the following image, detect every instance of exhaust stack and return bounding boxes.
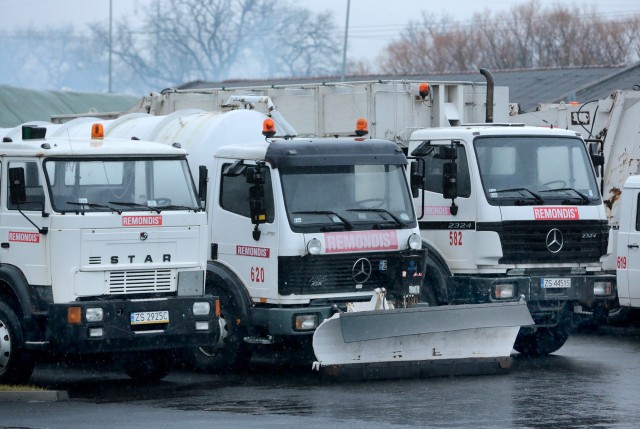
[479,68,494,123]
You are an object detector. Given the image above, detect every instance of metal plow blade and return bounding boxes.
[312,300,533,378]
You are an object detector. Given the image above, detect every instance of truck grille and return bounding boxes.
[278,253,400,296]
[108,269,173,294]
[477,220,609,264]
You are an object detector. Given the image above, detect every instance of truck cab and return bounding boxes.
[615,175,640,308]
[408,124,616,354]
[0,124,219,383]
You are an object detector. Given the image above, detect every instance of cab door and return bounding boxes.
[211,159,279,301]
[0,160,50,285]
[617,187,640,307]
[412,141,477,271]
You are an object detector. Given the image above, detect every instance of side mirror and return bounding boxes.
[198,165,208,204]
[439,145,457,160]
[249,184,267,225]
[442,162,458,200]
[410,161,423,198]
[588,141,604,167]
[8,167,26,206]
[246,166,265,185]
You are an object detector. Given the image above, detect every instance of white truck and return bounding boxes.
[48,109,533,375]
[513,89,640,310]
[113,76,617,355]
[615,176,640,308]
[0,123,219,384]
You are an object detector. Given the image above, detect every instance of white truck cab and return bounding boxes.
[615,175,640,308]
[0,124,219,383]
[408,124,616,354]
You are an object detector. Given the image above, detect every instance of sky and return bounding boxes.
[3,0,640,61]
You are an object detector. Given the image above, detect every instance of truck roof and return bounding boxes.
[0,135,187,157]
[410,125,582,142]
[265,138,407,168]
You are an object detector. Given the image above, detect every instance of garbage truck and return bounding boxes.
[110,75,617,355]
[48,109,533,376]
[0,122,219,384]
[513,89,640,311]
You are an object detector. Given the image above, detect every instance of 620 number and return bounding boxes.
[251,266,265,282]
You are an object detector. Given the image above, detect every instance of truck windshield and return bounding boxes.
[280,164,415,231]
[43,158,200,213]
[474,136,601,206]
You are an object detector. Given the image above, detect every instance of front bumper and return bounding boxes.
[450,273,617,326]
[41,296,219,355]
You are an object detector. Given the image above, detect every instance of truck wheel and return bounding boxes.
[0,301,36,384]
[185,288,252,373]
[514,314,571,356]
[121,352,173,382]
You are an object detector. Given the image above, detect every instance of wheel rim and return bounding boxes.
[0,319,11,374]
[197,315,228,357]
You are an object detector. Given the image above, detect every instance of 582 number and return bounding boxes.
[251,266,265,282]
[449,231,463,246]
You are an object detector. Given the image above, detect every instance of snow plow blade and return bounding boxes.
[312,299,533,379]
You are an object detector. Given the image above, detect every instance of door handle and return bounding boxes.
[628,244,639,249]
[0,243,8,249]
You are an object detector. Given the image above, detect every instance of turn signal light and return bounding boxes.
[68,307,82,324]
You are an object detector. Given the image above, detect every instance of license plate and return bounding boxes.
[541,278,571,288]
[130,310,169,325]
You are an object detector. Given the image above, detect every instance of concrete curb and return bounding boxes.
[0,390,69,402]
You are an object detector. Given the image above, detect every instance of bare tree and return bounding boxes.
[380,0,640,74]
[0,26,102,92]
[90,0,341,91]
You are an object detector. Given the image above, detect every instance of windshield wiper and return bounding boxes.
[66,201,122,214]
[539,188,591,205]
[156,204,200,212]
[109,201,161,214]
[346,208,405,228]
[492,188,544,205]
[291,210,353,230]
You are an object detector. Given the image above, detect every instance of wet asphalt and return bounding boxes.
[2,322,640,429]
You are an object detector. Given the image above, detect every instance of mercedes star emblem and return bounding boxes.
[352,258,372,284]
[140,232,148,241]
[545,228,563,253]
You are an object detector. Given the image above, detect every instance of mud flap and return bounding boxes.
[312,300,533,372]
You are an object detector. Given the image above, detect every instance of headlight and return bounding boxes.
[593,281,612,296]
[294,314,318,331]
[307,238,322,255]
[86,307,104,322]
[408,233,422,250]
[193,302,211,316]
[494,283,515,299]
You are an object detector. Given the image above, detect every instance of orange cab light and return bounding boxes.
[91,123,104,139]
[262,118,276,138]
[67,307,82,324]
[568,101,580,106]
[419,83,430,99]
[355,118,368,136]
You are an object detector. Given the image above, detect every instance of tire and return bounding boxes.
[121,352,173,382]
[183,286,252,373]
[514,308,571,356]
[0,301,35,384]
[420,253,450,306]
